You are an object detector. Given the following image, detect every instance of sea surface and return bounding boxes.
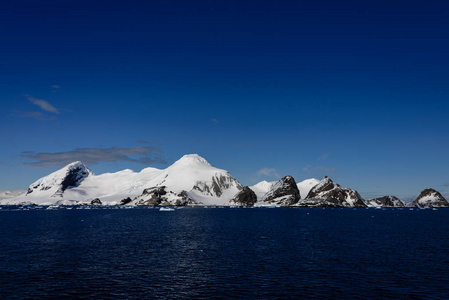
[1,206,449,299]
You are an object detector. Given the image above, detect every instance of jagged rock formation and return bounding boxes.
[411,188,449,208]
[91,198,102,205]
[262,176,300,206]
[120,197,132,205]
[299,176,366,207]
[132,186,197,206]
[365,196,405,207]
[230,186,257,206]
[192,173,242,197]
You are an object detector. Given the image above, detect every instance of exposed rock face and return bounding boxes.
[300,176,366,207]
[120,197,132,205]
[262,176,300,206]
[91,198,102,205]
[133,186,197,206]
[192,173,243,197]
[365,196,405,207]
[231,186,257,206]
[412,188,449,208]
[136,186,167,206]
[54,166,90,197]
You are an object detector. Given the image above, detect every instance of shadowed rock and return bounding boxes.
[262,175,300,206]
[232,186,257,206]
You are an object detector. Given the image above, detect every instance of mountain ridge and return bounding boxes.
[1,154,446,208]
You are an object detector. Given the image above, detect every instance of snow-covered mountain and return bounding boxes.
[26,161,92,199]
[250,180,275,200]
[409,188,449,208]
[130,154,243,206]
[2,154,242,206]
[2,154,448,208]
[298,176,366,207]
[365,196,405,207]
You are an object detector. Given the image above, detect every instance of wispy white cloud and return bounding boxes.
[256,167,280,178]
[20,146,165,167]
[317,153,331,161]
[14,111,57,121]
[210,118,219,124]
[51,85,60,89]
[26,95,59,114]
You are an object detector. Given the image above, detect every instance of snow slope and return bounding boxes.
[0,190,26,200]
[249,180,275,200]
[297,178,319,199]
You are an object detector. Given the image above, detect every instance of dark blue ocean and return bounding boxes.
[1,207,449,299]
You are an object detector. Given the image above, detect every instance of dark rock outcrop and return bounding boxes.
[302,176,366,207]
[262,175,300,206]
[58,167,89,194]
[365,196,405,207]
[138,186,167,206]
[91,198,102,205]
[120,197,132,205]
[231,186,257,206]
[133,187,197,206]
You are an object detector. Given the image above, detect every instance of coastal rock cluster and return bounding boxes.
[1,154,448,209]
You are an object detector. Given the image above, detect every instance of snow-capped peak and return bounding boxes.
[412,188,449,208]
[172,154,212,167]
[26,161,92,198]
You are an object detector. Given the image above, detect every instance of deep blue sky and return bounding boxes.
[1,0,448,200]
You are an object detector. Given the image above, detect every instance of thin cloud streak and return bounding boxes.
[256,167,280,178]
[26,95,60,114]
[20,146,165,167]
